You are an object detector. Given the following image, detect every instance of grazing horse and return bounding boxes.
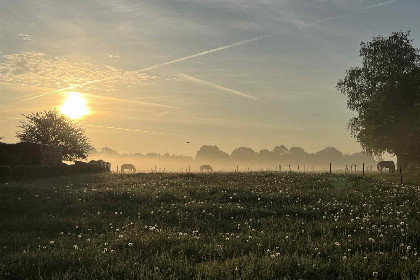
[121,164,136,174]
[377,161,395,173]
[200,165,213,172]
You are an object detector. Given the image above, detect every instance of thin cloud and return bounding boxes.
[17,34,33,41]
[9,0,398,103]
[178,73,259,100]
[84,93,178,109]
[0,52,159,102]
[364,0,398,9]
[134,0,398,72]
[84,124,173,136]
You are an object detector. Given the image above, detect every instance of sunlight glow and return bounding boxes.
[60,92,90,119]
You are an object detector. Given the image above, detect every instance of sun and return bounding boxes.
[60,92,90,119]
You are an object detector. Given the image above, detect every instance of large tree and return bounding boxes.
[231,147,258,162]
[195,145,231,163]
[337,31,420,168]
[17,109,91,161]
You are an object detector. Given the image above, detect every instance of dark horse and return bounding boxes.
[200,165,213,172]
[121,164,136,174]
[377,161,395,173]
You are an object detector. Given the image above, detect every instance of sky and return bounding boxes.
[1,0,419,156]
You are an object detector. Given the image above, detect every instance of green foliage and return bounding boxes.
[337,31,420,165]
[196,145,231,162]
[0,173,418,279]
[16,109,91,161]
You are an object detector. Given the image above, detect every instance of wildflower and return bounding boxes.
[49,241,54,245]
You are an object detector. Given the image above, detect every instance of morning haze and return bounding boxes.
[1,1,420,279]
[1,0,419,157]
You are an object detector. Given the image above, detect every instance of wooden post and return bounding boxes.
[116,166,119,174]
[289,164,291,171]
[298,165,300,171]
[400,166,403,183]
[329,163,331,174]
[363,163,365,176]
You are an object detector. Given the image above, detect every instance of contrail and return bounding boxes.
[364,0,398,9]
[17,0,398,102]
[19,79,107,102]
[18,85,176,109]
[84,93,178,109]
[138,32,289,73]
[121,0,399,72]
[84,124,173,135]
[178,73,259,100]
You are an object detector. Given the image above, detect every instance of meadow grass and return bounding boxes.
[0,172,419,279]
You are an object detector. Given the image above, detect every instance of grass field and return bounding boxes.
[0,172,419,279]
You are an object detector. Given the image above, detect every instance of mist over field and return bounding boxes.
[1,0,420,279]
[88,145,378,173]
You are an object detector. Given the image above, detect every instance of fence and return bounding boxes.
[0,164,110,182]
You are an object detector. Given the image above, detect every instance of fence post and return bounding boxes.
[329,163,331,174]
[400,166,403,183]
